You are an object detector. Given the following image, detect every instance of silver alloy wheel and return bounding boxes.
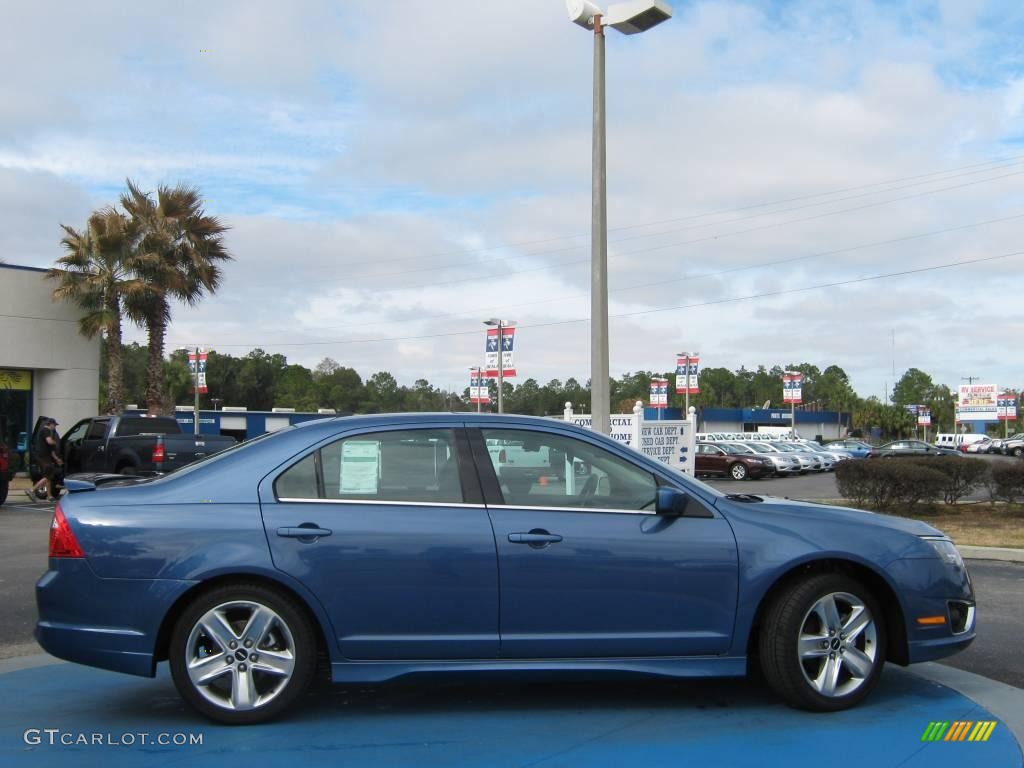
[731,463,747,480]
[184,600,296,711]
[797,591,878,698]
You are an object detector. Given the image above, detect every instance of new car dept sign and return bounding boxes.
[566,414,695,475]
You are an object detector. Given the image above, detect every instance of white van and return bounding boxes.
[934,433,988,450]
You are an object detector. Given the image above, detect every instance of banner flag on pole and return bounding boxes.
[782,373,803,404]
[675,356,700,394]
[998,393,1018,421]
[650,377,669,408]
[187,349,209,394]
[484,327,516,378]
[469,374,490,405]
[917,407,931,426]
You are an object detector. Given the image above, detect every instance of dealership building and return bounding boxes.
[0,264,100,458]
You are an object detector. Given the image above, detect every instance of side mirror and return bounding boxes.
[655,486,690,517]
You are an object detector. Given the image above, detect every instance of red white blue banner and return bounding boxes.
[998,393,1017,421]
[675,356,700,394]
[484,327,516,378]
[783,373,802,404]
[469,374,490,405]
[187,349,208,394]
[917,407,931,426]
[650,377,669,408]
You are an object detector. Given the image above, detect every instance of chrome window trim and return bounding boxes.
[278,497,483,509]
[486,503,657,516]
[278,498,658,516]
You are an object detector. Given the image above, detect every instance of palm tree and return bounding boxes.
[48,208,145,413]
[120,180,231,412]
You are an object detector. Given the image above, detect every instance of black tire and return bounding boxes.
[169,583,317,724]
[0,476,7,505]
[757,572,886,712]
[729,462,748,481]
[117,463,137,476]
[1013,447,1023,458]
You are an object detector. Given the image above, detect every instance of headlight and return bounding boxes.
[921,536,965,570]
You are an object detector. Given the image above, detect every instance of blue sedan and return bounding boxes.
[36,414,975,724]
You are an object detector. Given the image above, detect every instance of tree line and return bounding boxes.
[100,343,1003,437]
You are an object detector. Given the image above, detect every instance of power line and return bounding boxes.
[182,249,1024,350]
[229,210,1024,335]
[348,151,1024,268]
[344,155,1024,281]
[340,166,1024,292]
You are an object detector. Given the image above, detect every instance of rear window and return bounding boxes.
[114,417,183,437]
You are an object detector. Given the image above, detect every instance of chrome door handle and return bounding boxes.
[508,532,562,545]
[277,526,333,539]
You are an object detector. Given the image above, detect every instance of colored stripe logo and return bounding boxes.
[921,721,997,742]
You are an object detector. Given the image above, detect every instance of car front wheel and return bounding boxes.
[169,584,316,724]
[758,573,886,712]
[730,463,748,480]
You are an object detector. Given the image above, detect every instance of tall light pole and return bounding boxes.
[470,366,483,413]
[484,318,515,414]
[568,0,672,434]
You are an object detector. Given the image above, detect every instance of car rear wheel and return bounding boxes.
[758,573,885,712]
[730,463,748,480]
[169,584,316,724]
[1014,447,1023,457]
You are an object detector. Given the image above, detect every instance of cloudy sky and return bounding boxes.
[3,0,1024,400]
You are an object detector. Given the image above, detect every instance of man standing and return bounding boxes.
[26,418,62,503]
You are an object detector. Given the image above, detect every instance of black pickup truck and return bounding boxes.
[61,415,236,475]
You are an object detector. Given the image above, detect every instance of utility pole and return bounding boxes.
[193,346,200,436]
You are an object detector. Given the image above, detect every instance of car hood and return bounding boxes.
[717,494,943,538]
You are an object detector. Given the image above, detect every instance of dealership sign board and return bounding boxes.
[957,384,998,422]
[565,413,696,475]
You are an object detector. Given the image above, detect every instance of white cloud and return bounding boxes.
[4,0,1024,402]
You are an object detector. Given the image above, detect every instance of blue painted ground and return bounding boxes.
[0,663,1020,767]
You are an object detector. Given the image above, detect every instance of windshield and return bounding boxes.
[769,442,799,452]
[746,443,776,454]
[724,443,754,454]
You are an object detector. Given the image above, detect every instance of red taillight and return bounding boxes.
[49,504,84,558]
[152,443,165,463]
[498,449,507,463]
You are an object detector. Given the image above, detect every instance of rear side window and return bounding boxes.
[275,428,464,504]
[115,417,182,437]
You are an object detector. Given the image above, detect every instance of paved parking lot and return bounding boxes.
[0,660,1020,767]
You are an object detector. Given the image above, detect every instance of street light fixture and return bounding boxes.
[483,318,516,414]
[566,0,672,435]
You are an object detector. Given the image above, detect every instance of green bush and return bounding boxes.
[905,456,989,504]
[835,459,945,510]
[989,463,1024,503]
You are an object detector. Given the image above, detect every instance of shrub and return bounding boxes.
[989,463,1024,503]
[835,459,945,511]
[905,456,989,504]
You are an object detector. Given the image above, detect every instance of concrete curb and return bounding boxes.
[962,545,1024,563]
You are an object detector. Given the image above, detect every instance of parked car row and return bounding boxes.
[695,439,858,480]
[975,433,1024,456]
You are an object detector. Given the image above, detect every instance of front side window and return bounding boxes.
[481,428,657,511]
[275,428,463,504]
